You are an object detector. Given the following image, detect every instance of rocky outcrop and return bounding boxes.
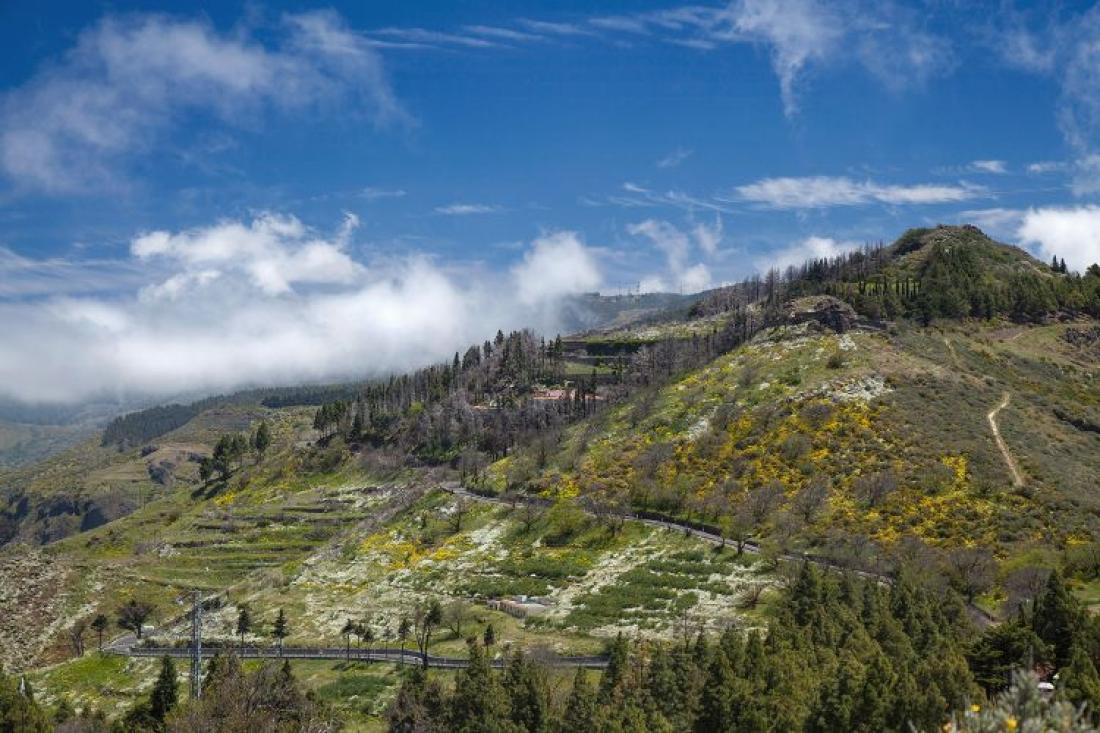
[1063,325,1100,354]
[0,489,136,547]
[782,295,858,333]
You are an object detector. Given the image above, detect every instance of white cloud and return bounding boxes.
[990,14,1057,74]
[131,212,364,296]
[732,176,985,209]
[627,218,717,293]
[678,263,713,292]
[608,182,737,215]
[717,0,953,116]
[692,217,723,256]
[0,10,403,193]
[638,275,669,294]
[371,27,497,48]
[1070,155,1100,196]
[657,147,693,168]
[1026,161,1067,174]
[1016,206,1100,272]
[728,0,841,116]
[516,19,598,37]
[463,25,543,43]
[958,208,1025,238]
[0,247,144,298]
[589,16,651,34]
[987,7,1100,193]
[629,219,692,272]
[360,187,407,200]
[852,5,956,93]
[970,160,1008,174]
[0,217,605,404]
[434,203,501,215]
[760,235,856,272]
[512,231,601,306]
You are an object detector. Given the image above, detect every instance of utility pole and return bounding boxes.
[189,591,202,699]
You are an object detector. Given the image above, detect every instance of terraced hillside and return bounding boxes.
[5,405,770,728]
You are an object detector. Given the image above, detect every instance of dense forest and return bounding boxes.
[384,565,1100,732]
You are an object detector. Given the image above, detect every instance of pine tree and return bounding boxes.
[252,420,271,458]
[149,655,178,723]
[398,615,412,661]
[341,619,356,661]
[236,606,251,649]
[1032,570,1083,668]
[273,608,288,656]
[598,633,629,704]
[560,667,597,733]
[448,640,511,733]
[503,651,548,733]
[1059,644,1100,711]
[91,613,109,651]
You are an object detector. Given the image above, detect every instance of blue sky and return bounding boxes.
[2,0,1100,404]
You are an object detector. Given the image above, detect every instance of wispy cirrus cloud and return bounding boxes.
[969,160,1008,174]
[602,182,737,215]
[657,147,693,168]
[364,2,956,118]
[370,27,498,49]
[0,247,144,298]
[985,5,1100,192]
[729,176,986,209]
[516,19,598,38]
[463,25,544,43]
[359,187,407,200]
[434,203,502,215]
[0,10,405,194]
[1026,161,1068,174]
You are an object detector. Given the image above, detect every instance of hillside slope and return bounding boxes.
[497,313,1100,561]
[5,224,1100,729]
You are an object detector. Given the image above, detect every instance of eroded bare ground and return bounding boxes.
[0,547,73,671]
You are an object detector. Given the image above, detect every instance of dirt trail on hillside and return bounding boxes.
[943,337,960,368]
[987,392,1024,487]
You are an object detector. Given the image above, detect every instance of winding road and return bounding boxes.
[119,644,608,669]
[442,484,999,627]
